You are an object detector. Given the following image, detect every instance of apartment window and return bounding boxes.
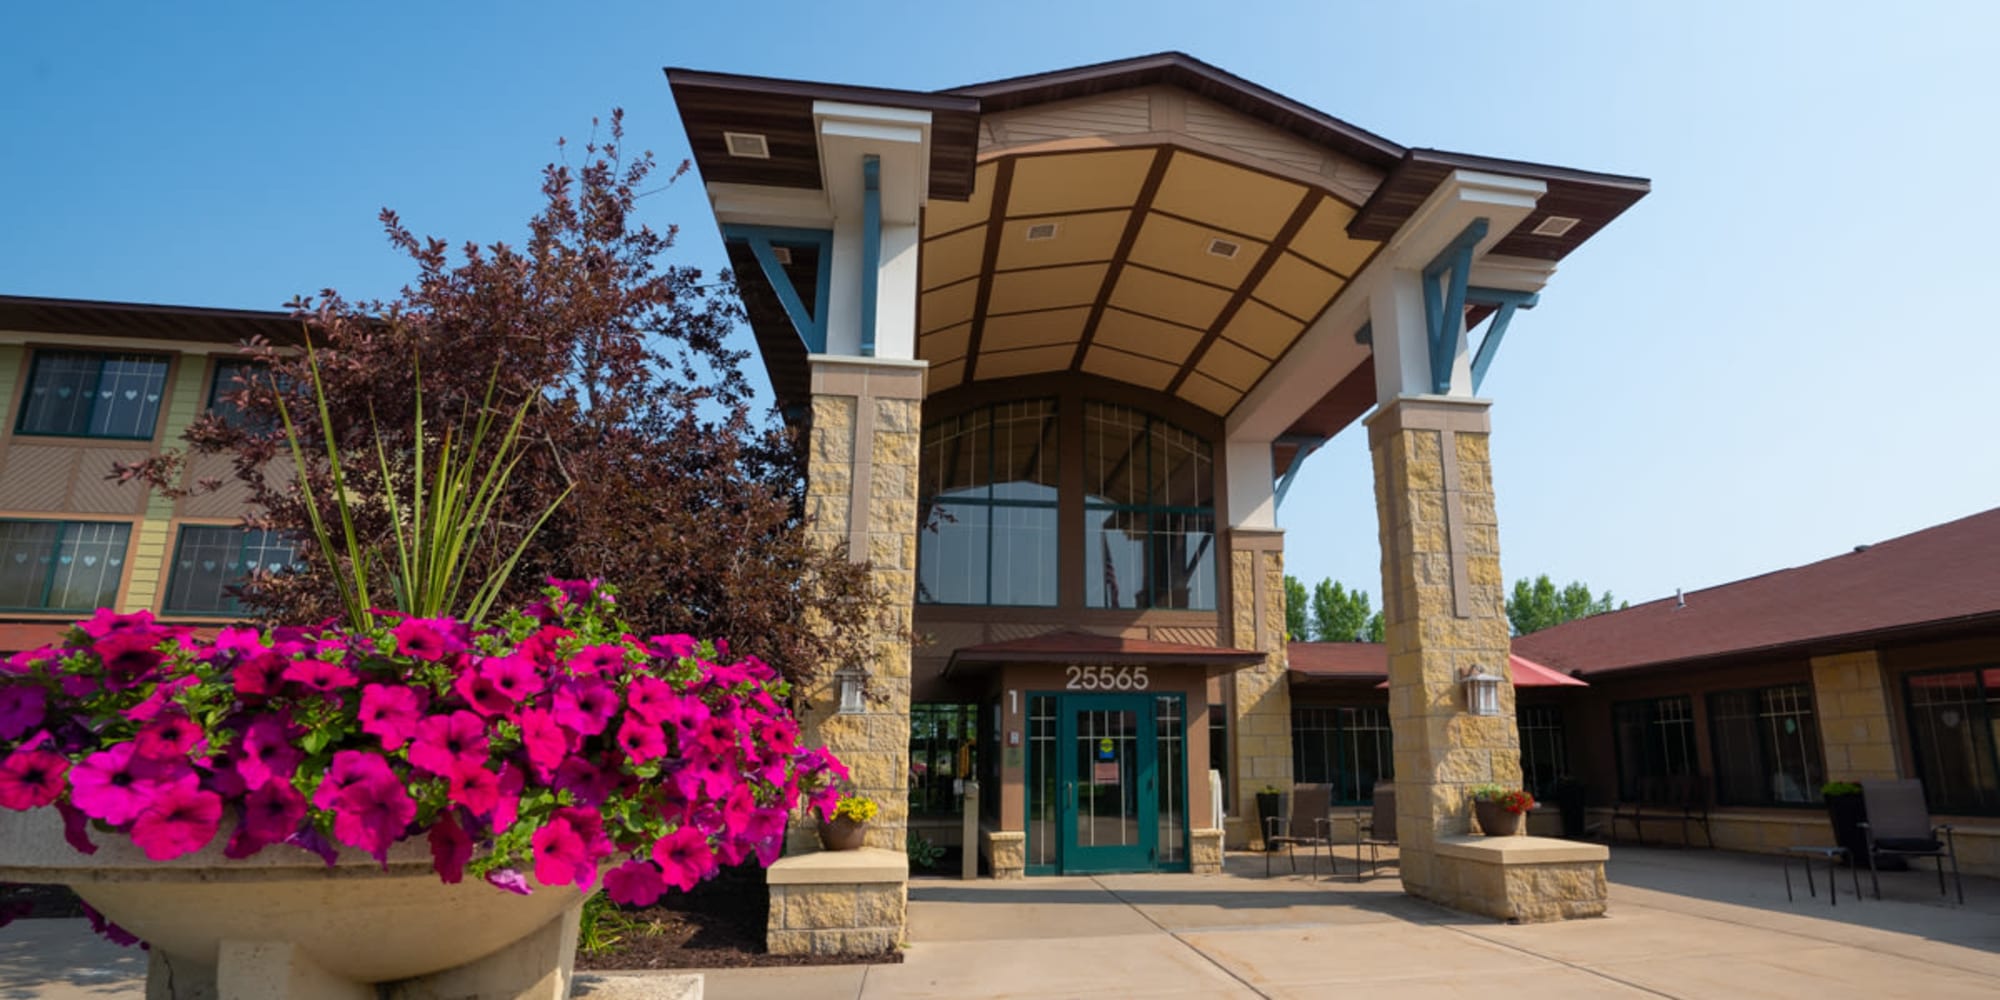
[161,526,297,615]
[1612,696,1699,801]
[0,520,133,611]
[916,400,1059,606]
[1709,684,1825,806]
[16,351,170,439]
[206,359,271,430]
[1208,704,1231,811]
[1083,402,1216,610]
[908,703,980,817]
[1518,704,1569,801]
[1291,705,1394,804]
[1904,668,2000,815]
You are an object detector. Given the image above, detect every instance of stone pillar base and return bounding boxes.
[979,828,1025,880]
[766,848,908,956]
[1191,829,1225,874]
[1424,836,1608,923]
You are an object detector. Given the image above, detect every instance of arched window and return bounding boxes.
[917,399,1059,606]
[1082,402,1216,610]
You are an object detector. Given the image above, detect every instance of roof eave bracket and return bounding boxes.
[721,223,834,354]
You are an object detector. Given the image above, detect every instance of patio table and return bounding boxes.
[1783,845,1860,907]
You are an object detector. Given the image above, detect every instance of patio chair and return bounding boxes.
[1860,779,1963,904]
[1263,784,1338,879]
[1353,783,1396,882]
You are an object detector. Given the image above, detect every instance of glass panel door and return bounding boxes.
[1058,694,1155,873]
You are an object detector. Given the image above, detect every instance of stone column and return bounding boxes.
[1368,396,1519,896]
[797,356,925,852]
[1810,650,1901,782]
[1226,529,1292,849]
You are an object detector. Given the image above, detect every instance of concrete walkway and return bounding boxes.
[9,848,2000,999]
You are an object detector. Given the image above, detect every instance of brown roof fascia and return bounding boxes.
[1350,148,1651,246]
[665,67,981,115]
[944,51,1406,171]
[1559,609,2000,681]
[0,294,302,346]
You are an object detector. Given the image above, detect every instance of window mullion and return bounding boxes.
[41,520,66,609]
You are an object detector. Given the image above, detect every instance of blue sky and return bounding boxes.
[5,1,1996,609]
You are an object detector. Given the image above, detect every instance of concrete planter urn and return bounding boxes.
[0,809,585,999]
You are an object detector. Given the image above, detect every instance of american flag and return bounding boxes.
[1100,532,1120,607]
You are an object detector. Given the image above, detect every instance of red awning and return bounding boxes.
[1371,652,1588,689]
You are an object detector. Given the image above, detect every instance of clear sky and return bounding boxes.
[5,1,1996,609]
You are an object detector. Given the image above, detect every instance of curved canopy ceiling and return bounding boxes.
[917,147,1379,417]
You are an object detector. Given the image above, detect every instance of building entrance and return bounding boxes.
[1028,690,1189,875]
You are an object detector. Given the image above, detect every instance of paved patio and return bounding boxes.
[7,847,1999,999]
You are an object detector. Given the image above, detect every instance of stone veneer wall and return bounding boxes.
[767,880,907,957]
[1368,397,1521,902]
[1809,651,1900,782]
[1190,829,1224,874]
[1227,532,1292,848]
[797,360,924,852]
[980,827,1025,880]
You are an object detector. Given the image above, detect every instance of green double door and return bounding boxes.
[1057,694,1160,874]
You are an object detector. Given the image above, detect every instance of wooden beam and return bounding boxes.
[957,159,1017,386]
[1068,148,1174,373]
[1165,190,1322,396]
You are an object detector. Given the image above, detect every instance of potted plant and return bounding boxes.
[1553,775,1589,839]
[819,794,878,851]
[1470,784,1535,836]
[1255,785,1284,850]
[1822,781,1871,868]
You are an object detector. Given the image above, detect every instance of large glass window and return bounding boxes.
[1709,684,1824,806]
[16,351,170,439]
[206,359,272,430]
[1905,668,2000,815]
[161,526,297,616]
[0,520,133,611]
[1518,704,1569,801]
[1612,696,1699,801]
[909,703,980,817]
[917,400,1058,606]
[1291,705,1393,804]
[1208,703,1231,812]
[1083,403,1215,610]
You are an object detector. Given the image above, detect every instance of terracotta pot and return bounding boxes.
[819,816,868,851]
[1474,799,1525,836]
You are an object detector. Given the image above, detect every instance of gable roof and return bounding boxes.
[1513,507,2000,676]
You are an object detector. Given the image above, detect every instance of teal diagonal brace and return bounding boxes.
[860,156,881,358]
[1420,218,1489,395]
[1273,434,1327,510]
[721,224,834,354]
[1465,287,1539,393]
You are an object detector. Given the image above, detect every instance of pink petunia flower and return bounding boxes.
[429,812,473,883]
[516,625,575,667]
[651,826,716,892]
[616,718,667,765]
[392,617,463,662]
[134,709,203,761]
[332,773,416,862]
[554,758,613,807]
[121,676,198,724]
[452,669,515,718]
[358,684,424,751]
[648,634,698,660]
[604,859,666,906]
[69,743,172,824]
[93,631,165,690]
[552,679,616,736]
[623,677,674,726]
[485,868,532,895]
[0,748,68,811]
[447,763,501,816]
[234,652,287,699]
[568,644,624,676]
[0,684,47,740]
[55,799,97,855]
[77,608,155,640]
[531,815,593,890]
[129,783,222,860]
[492,763,525,834]
[312,750,396,811]
[476,655,541,704]
[234,716,301,792]
[516,708,568,780]
[283,658,359,694]
[408,711,488,778]
[226,779,305,859]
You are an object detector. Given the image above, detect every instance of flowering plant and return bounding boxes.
[1469,783,1536,814]
[829,794,877,825]
[0,579,846,945]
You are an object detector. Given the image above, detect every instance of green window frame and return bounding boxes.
[1708,684,1825,807]
[1903,667,2000,816]
[161,525,298,616]
[15,350,171,440]
[916,399,1059,607]
[0,519,133,612]
[1083,402,1216,611]
[1290,705,1394,805]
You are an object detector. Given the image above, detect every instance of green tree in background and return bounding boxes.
[1506,574,1627,635]
[1310,580,1375,642]
[1284,574,1309,641]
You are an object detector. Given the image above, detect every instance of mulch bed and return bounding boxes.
[573,864,902,971]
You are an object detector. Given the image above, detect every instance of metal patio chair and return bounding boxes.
[1264,784,1338,879]
[1353,782,1396,882]
[1860,779,1963,904]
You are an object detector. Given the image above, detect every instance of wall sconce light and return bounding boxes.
[1461,663,1503,717]
[834,663,868,715]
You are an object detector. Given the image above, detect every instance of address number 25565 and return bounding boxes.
[1064,665,1149,690]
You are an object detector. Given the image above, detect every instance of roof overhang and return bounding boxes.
[0,295,302,351]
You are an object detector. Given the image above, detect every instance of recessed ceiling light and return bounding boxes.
[1206,237,1241,260]
[771,246,793,265]
[1531,215,1581,238]
[1025,222,1059,242]
[723,131,770,159]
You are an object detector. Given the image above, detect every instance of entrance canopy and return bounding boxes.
[944,628,1263,678]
